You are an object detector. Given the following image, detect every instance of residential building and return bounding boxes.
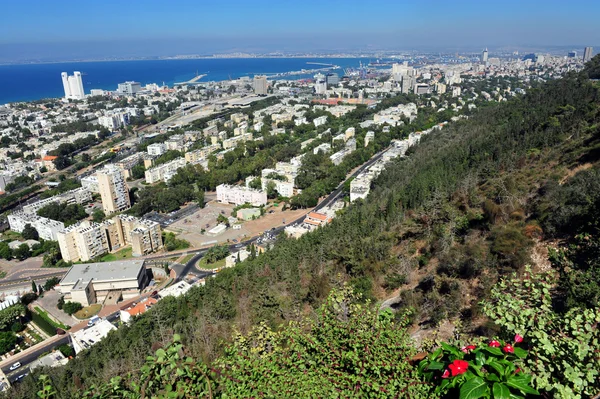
[114,152,143,179]
[303,212,332,228]
[253,75,268,95]
[102,215,163,256]
[117,81,142,96]
[216,184,267,206]
[8,212,64,241]
[481,48,489,64]
[119,297,158,324]
[584,47,594,63]
[222,133,252,149]
[159,281,192,298]
[97,165,131,214]
[313,143,331,155]
[184,144,220,163]
[58,259,149,307]
[147,143,166,156]
[81,175,99,193]
[57,221,109,262]
[61,71,85,100]
[70,320,117,354]
[225,248,250,268]
[313,115,328,127]
[365,131,375,146]
[145,157,186,184]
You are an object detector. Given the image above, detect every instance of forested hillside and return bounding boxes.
[10,60,600,398]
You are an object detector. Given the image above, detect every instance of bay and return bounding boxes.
[0,58,365,105]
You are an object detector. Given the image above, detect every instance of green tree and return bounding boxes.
[14,243,31,260]
[0,331,17,355]
[0,242,12,260]
[92,209,105,223]
[0,304,26,330]
[43,277,60,291]
[31,280,38,293]
[22,223,39,240]
[62,302,83,315]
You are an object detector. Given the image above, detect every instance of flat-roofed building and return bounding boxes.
[70,319,117,354]
[102,215,163,256]
[216,184,267,206]
[147,143,166,156]
[97,165,131,214]
[8,211,64,241]
[58,259,149,306]
[57,221,109,262]
[145,157,186,184]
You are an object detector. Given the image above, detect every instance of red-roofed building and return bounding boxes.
[36,155,59,172]
[303,212,332,228]
[119,297,158,324]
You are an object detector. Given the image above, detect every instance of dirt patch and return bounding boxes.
[559,162,593,184]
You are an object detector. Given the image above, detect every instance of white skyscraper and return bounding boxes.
[583,47,594,63]
[61,71,85,100]
[481,48,489,64]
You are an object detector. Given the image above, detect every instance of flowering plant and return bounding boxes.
[418,334,539,398]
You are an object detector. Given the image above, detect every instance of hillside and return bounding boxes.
[8,62,600,398]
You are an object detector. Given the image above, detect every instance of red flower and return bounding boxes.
[441,369,450,379]
[514,334,523,343]
[461,345,477,353]
[488,340,501,347]
[503,344,514,354]
[514,368,521,374]
[448,360,469,377]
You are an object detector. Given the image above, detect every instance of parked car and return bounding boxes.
[87,315,101,327]
[9,362,21,371]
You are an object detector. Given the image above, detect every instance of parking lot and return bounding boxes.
[167,200,309,248]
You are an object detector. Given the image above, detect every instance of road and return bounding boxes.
[0,145,388,386]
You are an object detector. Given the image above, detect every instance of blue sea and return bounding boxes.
[0,58,365,105]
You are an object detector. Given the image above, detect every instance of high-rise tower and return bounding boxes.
[61,71,85,100]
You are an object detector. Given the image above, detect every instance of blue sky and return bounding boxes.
[1,0,599,61]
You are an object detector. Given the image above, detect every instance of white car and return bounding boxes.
[9,362,21,371]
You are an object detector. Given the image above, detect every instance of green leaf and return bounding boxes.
[512,347,527,359]
[506,375,540,395]
[487,361,505,376]
[483,347,504,356]
[475,350,485,366]
[426,361,445,370]
[493,382,511,399]
[460,376,489,399]
[441,342,461,357]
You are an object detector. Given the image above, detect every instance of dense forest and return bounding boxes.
[9,59,600,398]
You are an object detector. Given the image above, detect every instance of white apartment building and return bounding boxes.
[216,184,267,206]
[8,212,64,241]
[145,157,187,184]
[81,174,100,193]
[314,143,332,155]
[21,187,92,215]
[147,143,166,156]
[61,71,85,100]
[313,115,328,127]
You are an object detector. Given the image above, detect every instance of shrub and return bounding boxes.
[482,267,600,397]
[62,302,83,315]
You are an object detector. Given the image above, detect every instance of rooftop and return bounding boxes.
[60,259,145,285]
